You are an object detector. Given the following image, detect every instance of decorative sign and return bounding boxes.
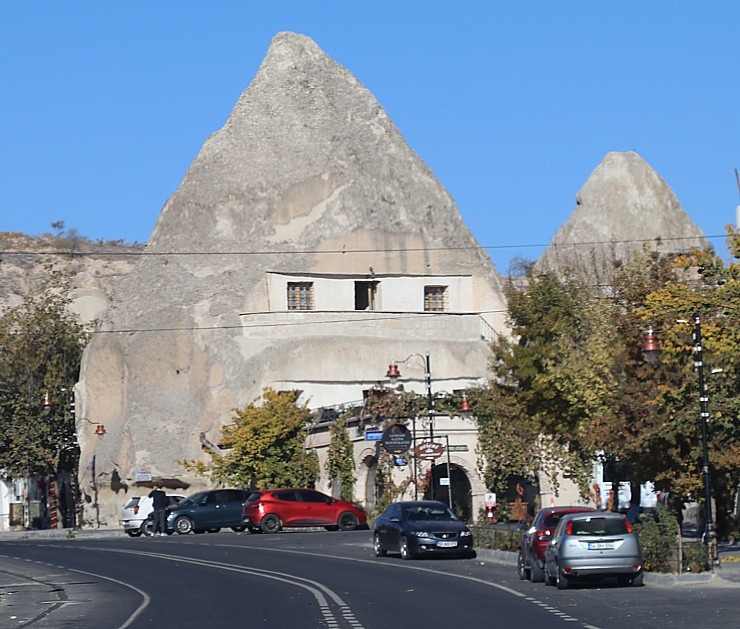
[414,441,445,460]
[439,477,450,486]
[365,430,383,441]
[447,444,469,452]
[381,423,413,454]
[135,466,153,482]
[484,492,497,508]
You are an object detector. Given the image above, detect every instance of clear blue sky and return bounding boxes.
[2,2,738,272]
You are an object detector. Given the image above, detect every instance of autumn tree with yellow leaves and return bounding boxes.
[476,228,740,536]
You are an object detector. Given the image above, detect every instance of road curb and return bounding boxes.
[0,527,123,542]
[473,548,740,587]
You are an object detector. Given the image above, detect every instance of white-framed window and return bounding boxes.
[424,285,447,312]
[287,282,314,310]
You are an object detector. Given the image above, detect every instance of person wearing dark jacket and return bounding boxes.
[148,484,168,536]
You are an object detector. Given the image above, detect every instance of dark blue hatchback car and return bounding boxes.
[166,489,250,534]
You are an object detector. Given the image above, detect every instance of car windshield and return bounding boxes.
[403,505,457,522]
[180,491,208,507]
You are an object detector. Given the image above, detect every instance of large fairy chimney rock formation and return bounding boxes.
[535,151,708,281]
[77,32,506,523]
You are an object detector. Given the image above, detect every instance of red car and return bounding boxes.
[518,506,596,582]
[242,488,367,533]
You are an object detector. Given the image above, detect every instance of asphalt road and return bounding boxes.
[1,529,739,628]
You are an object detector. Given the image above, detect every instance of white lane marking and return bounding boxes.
[66,566,151,629]
[209,541,601,628]
[1,554,150,629]
[74,546,363,629]
[44,542,590,628]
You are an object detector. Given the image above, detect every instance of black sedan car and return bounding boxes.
[373,500,475,560]
[166,488,251,534]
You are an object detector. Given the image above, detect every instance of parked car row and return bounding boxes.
[518,506,644,589]
[123,487,368,537]
[123,491,641,587]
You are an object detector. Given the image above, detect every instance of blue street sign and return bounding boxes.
[365,430,383,441]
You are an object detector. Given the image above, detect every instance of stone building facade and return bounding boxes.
[75,32,508,527]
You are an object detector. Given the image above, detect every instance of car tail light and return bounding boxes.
[565,520,573,535]
[624,518,634,533]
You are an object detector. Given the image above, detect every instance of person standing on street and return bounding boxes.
[148,484,168,536]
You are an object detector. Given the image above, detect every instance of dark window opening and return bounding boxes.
[355,281,378,310]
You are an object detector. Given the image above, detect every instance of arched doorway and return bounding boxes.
[424,463,473,521]
[362,454,378,511]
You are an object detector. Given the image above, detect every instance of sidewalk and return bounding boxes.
[0,526,123,542]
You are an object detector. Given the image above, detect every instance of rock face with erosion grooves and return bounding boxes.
[535,151,708,281]
[76,32,507,524]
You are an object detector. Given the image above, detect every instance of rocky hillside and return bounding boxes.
[534,151,708,282]
[0,231,143,322]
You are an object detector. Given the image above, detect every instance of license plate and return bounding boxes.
[588,542,615,550]
[437,541,458,548]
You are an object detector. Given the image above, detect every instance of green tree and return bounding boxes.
[477,228,740,534]
[182,388,319,489]
[0,264,90,476]
[325,412,356,501]
[633,228,740,534]
[476,272,619,498]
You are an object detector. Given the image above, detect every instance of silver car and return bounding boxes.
[544,512,643,589]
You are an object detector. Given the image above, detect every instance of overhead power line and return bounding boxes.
[0,233,728,259]
[86,310,510,335]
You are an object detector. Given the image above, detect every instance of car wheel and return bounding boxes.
[207,528,221,533]
[631,572,644,587]
[175,516,194,535]
[231,526,246,533]
[338,511,359,532]
[373,534,387,557]
[530,559,545,583]
[126,530,141,537]
[399,536,415,560]
[324,525,339,531]
[517,551,529,580]
[556,569,569,590]
[260,514,282,533]
[248,526,262,534]
[544,564,555,587]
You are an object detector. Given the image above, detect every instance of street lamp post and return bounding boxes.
[643,315,718,569]
[387,352,436,499]
[386,353,473,504]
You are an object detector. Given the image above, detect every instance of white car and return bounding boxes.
[122,493,186,537]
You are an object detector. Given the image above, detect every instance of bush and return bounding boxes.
[470,524,521,552]
[634,505,679,573]
[682,540,709,573]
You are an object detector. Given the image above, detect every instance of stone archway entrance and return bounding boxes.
[424,463,473,521]
[362,454,378,511]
